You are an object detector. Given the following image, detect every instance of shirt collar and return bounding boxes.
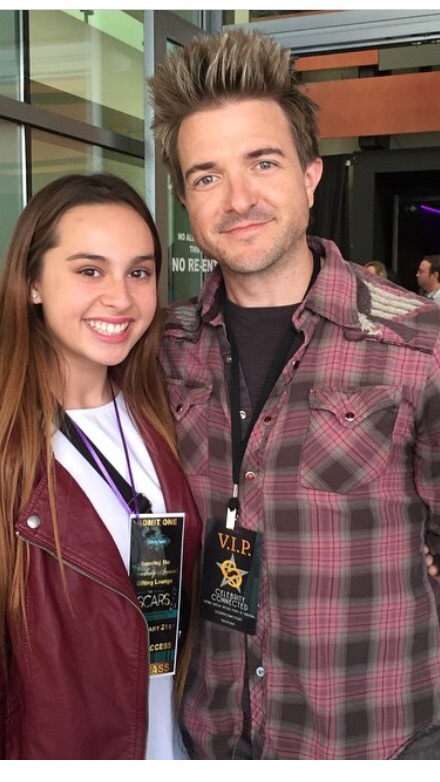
[197,236,360,331]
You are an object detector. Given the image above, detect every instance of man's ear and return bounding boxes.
[304,158,324,209]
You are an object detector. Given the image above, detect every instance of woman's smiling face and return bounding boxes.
[32,202,157,388]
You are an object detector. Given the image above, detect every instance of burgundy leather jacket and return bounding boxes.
[1,422,201,759]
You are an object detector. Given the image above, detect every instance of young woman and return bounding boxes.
[0,173,201,759]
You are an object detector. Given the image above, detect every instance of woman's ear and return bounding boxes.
[30,288,42,304]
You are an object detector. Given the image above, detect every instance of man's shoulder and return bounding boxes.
[162,265,223,340]
[311,237,440,354]
[162,297,203,339]
[352,265,440,353]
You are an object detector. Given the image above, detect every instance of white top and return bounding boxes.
[427,288,440,304]
[52,393,188,760]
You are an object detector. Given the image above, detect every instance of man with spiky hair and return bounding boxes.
[149,29,440,760]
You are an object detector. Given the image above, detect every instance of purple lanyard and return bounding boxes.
[68,383,141,518]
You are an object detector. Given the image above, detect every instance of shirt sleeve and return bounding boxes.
[414,346,440,545]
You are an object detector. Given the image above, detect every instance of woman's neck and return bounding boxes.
[55,371,114,410]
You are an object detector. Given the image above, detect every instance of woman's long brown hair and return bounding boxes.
[0,173,177,670]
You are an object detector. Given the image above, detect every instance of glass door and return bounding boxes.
[145,11,219,305]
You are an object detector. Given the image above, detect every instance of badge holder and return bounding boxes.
[130,513,185,675]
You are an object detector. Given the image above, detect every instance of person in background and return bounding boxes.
[363,260,387,278]
[416,254,440,303]
[148,28,440,760]
[0,173,201,759]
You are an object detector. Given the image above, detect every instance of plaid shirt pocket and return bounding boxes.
[299,385,402,493]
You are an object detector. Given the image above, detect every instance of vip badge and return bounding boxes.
[200,519,262,634]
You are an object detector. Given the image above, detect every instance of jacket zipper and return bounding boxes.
[16,531,146,620]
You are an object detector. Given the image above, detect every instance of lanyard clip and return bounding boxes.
[226,485,239,530]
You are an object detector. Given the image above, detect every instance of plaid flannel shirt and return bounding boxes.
[160,236,440,759]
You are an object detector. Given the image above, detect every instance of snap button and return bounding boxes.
[263,416,272,425]
[225,355,232,364]
[256,666,265,678]
[239,410,247,420]
[292,360,300,370]
[245,471,257,481]
[26,515,41,530]
[176,404,183,413]
[345,411,355,421]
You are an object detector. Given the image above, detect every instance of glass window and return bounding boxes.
[0,119,24,264]
[30,129,145,197]
[0,10,21,100]
[29,10,144,141]
[172,11,203,26]
[248,11,342,21]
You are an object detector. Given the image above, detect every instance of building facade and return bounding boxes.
[1,9,440,299]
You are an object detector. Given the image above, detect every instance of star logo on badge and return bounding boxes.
[217,553,248,592]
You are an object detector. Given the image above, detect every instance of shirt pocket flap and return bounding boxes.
[308,385,402,427]
[166,378,212,421]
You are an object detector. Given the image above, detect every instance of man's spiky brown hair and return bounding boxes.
[148,28,320,197]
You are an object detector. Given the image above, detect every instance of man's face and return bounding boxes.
[177,98,322,283]
[416,259,435,293]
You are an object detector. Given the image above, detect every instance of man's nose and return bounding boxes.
[223,174,257,213]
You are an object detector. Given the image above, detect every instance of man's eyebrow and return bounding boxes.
[184,161,216,183]
[247,146,285,159]
[184,147,286,182]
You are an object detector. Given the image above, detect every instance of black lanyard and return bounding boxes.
[226,324,300,528]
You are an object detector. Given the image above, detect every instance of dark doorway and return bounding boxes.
[350,148,440,291]
[392,193,440,293]
[374,170,440,292]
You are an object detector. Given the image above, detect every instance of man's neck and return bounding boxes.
[223,249,314,307]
